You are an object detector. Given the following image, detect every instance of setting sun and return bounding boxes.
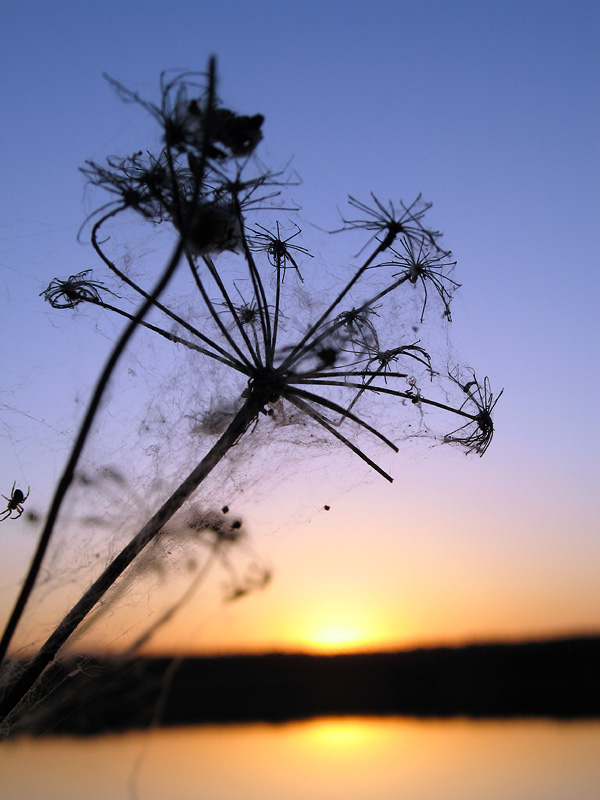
[283,598,408,654]
[308,624,371,653]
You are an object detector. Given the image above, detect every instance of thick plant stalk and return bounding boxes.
[0,397,259,726]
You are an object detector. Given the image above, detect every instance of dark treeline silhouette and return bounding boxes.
[9,636,600,736]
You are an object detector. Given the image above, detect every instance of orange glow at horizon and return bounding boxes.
[308,624,370,652]
[298,622,387,654]
[281,599,412,654]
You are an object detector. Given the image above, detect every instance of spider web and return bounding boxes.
[0,81,486,734]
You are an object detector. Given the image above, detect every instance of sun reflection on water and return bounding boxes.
[2,719,600,800]
[292,716,396,757]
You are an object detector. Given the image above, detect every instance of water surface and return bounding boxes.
[2,718,599,799]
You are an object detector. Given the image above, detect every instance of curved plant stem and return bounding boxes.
[97,299,245,370]
[0,398,259,727]
[0,236,187,668]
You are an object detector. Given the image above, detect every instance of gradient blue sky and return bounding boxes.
[1,1,598,653]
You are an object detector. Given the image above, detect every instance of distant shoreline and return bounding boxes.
[6,635,600,736]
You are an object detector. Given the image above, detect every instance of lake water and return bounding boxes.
[2,718,599,799]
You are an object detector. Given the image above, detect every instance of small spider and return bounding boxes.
[1,483,30,522]
[40,270,113,309]
[234,300,262,327]
[217,283,270,329]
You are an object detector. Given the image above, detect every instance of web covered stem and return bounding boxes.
[269,250,284,363]
[237,219,273,364]
[280,236,394,371]
[0,397,260,727]
[285,394,394,482]
[201,254,263,366]
[97,298,245,370]
[90,216,242,367]
[283,267,411,374]
[0,227,197,673]
[186,254,258,369]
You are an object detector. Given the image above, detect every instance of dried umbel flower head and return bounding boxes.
[444,370,503,455]
[80,70,266,242]
[382,236,460,322]
[334,192,443,253]
[40,270,115,309]
[47,65,501,486]
[168,96,263,157]
[104,70,264,159]
[207,108,264,158]
[183,201,243,254]
[336,306,380,350]
[249,221,313,281]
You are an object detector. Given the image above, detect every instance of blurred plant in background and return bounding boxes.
[0,57,499,732]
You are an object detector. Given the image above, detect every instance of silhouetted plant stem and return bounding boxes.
[0,235,187,669]
[0,396,260,725]
[90,217,247,370]
[186,253,256,368]
[94,299,241,366]
[200,254,261,366]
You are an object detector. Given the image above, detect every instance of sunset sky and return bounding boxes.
[1,0,598,657]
